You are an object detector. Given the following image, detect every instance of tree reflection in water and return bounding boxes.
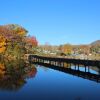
[0,59,37,91]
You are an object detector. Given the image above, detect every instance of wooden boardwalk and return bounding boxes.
[29,55,100,67]
[29,55,100,82]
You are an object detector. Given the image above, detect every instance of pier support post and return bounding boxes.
[85,66,86,72]
[75,64,76,70]
[78,64,79,71]
[88,66,90,73]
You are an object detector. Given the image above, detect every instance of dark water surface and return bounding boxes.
[0,60,100,100]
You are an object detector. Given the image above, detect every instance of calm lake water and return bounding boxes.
[0,60,100,100]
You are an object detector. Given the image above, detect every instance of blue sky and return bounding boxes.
[0,0,100,45]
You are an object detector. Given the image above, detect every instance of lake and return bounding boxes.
[0,60,100,100]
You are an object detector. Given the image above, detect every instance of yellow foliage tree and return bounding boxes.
[59,44,72,55]
[0,35,6,53]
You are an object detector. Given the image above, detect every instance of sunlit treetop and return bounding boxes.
[0,24,28,53]
[2,24,28,36]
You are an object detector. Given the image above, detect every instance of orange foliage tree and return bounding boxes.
[25,36,38,53]
[0,24,38,58]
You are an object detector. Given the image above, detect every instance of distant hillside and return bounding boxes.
[90,40,100,46]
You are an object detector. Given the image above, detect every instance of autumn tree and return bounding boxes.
[0,35,6,53]
[0,24,38,59]
[25,36,38,53]
[59,44,72,55]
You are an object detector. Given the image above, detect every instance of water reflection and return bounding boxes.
[0,60,100,100]
[33,62,100,83]
[0,59,37,91]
